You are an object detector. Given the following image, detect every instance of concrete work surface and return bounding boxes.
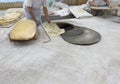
[0,16,120,84]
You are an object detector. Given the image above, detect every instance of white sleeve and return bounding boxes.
[25,0,33,7]
[42,0,47,7]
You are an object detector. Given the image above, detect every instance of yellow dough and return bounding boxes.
[9,20,36,40]
[43,22,65,36]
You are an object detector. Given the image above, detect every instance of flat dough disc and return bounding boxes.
[9,20,36,41]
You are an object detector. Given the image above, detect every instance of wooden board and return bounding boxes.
[91,7,118,10]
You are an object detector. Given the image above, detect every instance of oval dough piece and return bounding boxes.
[9,20,36,41]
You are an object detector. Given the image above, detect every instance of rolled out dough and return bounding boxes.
[43,22,65,36]
[9,20,36,40]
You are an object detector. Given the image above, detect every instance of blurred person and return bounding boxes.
[23,0,51,25]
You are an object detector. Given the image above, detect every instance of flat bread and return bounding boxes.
[6,8,24,16]
[0,12,22,26]
[9,20,36,41]
[69,6,92,18]
[43,22,65,36]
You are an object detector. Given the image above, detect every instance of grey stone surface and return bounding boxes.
[0,14,120,84]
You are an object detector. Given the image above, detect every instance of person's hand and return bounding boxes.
[33,18,37,23]
[47,18,51,23]
[33,19,38,26]
[47,20,51,23]
[32,19,39,26]
[46,16,51,23]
